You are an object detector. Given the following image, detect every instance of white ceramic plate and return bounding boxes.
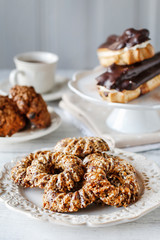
[0,76,68,102]
[0,106,61,143]
[69,67,160,110]
[0,148,160,227]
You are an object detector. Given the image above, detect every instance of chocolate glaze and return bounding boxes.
[96,52,160,91]
[98,28,150,50]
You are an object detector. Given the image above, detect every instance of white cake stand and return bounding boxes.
[68,67,160,134]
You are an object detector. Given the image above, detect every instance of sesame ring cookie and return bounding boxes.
[43,152,114,213]
[43,161,108,213]
[84,153,139,207]
[53,136,110,158]
[11,150,50,187]
[25,151,84,191]
[11,151,84,192]
[43,183,96,213]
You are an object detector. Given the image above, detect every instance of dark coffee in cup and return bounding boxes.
[23,60,46,64]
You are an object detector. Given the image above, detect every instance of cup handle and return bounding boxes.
[9,69,25,86]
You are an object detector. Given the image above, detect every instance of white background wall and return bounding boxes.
[0,0,159,70]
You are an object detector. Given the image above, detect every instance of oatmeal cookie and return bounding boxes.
[10,85,51,128]
[0,95,26,137]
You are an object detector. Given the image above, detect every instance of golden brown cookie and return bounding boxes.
[11,151,49,187]
[53,136,110,158]
[10,85,51,128]
[43,183,96,213]
[84,153,139,207]
[0,95,26,137]
[43,152,139,212]
[25,151,84,190]
[11,151,84,191]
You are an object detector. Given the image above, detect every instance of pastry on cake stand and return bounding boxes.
[69,66,160,134]
[69,28,160,134]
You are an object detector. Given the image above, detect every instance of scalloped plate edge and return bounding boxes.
[0,148,160,227]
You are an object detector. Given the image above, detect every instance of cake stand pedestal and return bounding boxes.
[106,108,160,133]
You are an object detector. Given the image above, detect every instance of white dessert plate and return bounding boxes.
[0,148,160,227]
[69,67,160,110]
[0,106,61,144]
[0,75,69,102]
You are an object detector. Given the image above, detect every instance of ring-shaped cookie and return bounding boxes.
[53,136,110,158]
[11,150,49,187]
[11,151,84,192]
[84,153,139,207]
[43,182,96,213]
[42,152,114,212]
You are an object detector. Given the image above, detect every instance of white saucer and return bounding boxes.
[0,75,68,102]
[0,106,61,144]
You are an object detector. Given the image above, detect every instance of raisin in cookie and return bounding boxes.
[0,95,26,137]
[10,85,51,128]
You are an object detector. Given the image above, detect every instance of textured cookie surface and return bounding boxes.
[11,150,84,192]
[10,85,51,128]
[25,151,84,191]
[53,137,110,158]
[84,153,139,207]
[43,152,139,212]
[0,95,26,137]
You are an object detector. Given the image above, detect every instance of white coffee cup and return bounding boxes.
[9,51,59,93]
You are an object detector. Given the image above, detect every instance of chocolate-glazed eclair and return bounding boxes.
[96,52,160,103]
[97,28,154,67]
